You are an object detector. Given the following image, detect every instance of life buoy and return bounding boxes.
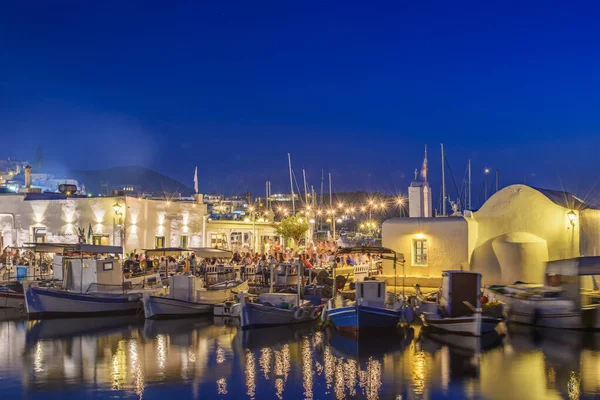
[294,307,304,320]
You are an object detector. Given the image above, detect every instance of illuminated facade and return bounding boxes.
[383,185,600,284]
[0,192,280,254]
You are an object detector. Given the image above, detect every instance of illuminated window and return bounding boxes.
[92,234,109,246]
[413,239,428,266]
[155,236,165,249]
[180,235,188,248]
[33,227,47,243]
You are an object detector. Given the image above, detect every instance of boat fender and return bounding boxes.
[321,307,328,323]
[403,306,414,324]
[309,308,319,319]
[302,308,312,318]
[294,307,304,320]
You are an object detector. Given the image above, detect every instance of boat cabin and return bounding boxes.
[27,243,125,293]
[169,274,205,301]
[356,280,386,308]
[440,270,482,317]
[545,256,600,307]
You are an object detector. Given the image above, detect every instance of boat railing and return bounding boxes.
[86,281,155,294]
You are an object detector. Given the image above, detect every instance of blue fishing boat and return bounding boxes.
[326,280,411,336]
[325,247,412,337]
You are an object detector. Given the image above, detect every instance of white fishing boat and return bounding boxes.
[142,275,248,319]
[0,283,25,308]
[240,262,322,328]
[25,244,164,319]
[484,256,600,329]
[240,292,321,328]
[421,270,503,336]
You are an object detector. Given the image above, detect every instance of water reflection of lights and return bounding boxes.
[365,358,382,400]
[129,340,145,398]
[334,360,345,399]
[302,337,314,400]
[156,335,166,372]
[112,340,127,390]
[34,341,44,373]
[260,348,271,379]
[411,349,429,396]
[217,378,228,395]
[344,359,358,397]
[216,344,225,364]
[324,346,335,388]
[187,347,196,363]
[245,349,256,398]
[568,371,581,400]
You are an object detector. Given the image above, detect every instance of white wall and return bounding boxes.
[382,217,469,277]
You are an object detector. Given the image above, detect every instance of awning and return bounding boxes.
[24,243,123,255]
[546,256,600,276]
[187,247,233,258]
[337,246,404,261]
[143,247,190,257]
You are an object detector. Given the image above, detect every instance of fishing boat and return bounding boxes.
[142,275,248,319]
[421,270,503,336]
[25,244,164,319]
[325,247,413,337]
[240,292,321,328]
[0,282,25,308]
[484,256,600,329]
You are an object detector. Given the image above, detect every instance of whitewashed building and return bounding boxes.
[0,192,279,255]
[383,184,600,284]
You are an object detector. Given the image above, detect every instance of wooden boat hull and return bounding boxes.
[240,302,321,329]
[421,312,501,336]
[142,295,213,319]
[25,286,143,319]
[0,290,25,309]
[197,280,249,305]
[485,287,600,329]
[328,305,403,336]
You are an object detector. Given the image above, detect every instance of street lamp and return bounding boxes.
[568,210,577,226]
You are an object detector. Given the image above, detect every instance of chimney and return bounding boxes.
[25,165,31,188]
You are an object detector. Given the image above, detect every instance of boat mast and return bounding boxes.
[288,153,295,214]
[468,159,471,210]
[303,169,308,205]
[441,143,446,216]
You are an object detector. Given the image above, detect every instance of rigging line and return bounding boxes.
[291,170,305,208]
[444,154,461,200]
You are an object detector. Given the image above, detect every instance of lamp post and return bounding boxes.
[112,202,122,246]
[484,168,490,201]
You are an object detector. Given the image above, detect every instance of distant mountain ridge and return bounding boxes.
[69,166,194,196]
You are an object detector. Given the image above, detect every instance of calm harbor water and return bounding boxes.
[0,308,599,400]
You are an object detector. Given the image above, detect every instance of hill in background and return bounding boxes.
[69,166,194,197]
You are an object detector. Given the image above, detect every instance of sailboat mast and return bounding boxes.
[468,159,471,210]
[303,169,308,205]
[328,172,332,207]
[288,153,295,214]
[441,143,446,216]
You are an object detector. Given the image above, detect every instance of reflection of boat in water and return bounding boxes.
[234,323,316,350]
[0,306,27,321]
[419,330,504,356]
[26,315,143,347]
[143,316,213,338]
[326,326,414,360]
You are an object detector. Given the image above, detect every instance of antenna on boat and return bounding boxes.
[441,143,446,216]
[288,153,295,214]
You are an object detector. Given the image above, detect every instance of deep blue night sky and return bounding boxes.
[1,1,599,205]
